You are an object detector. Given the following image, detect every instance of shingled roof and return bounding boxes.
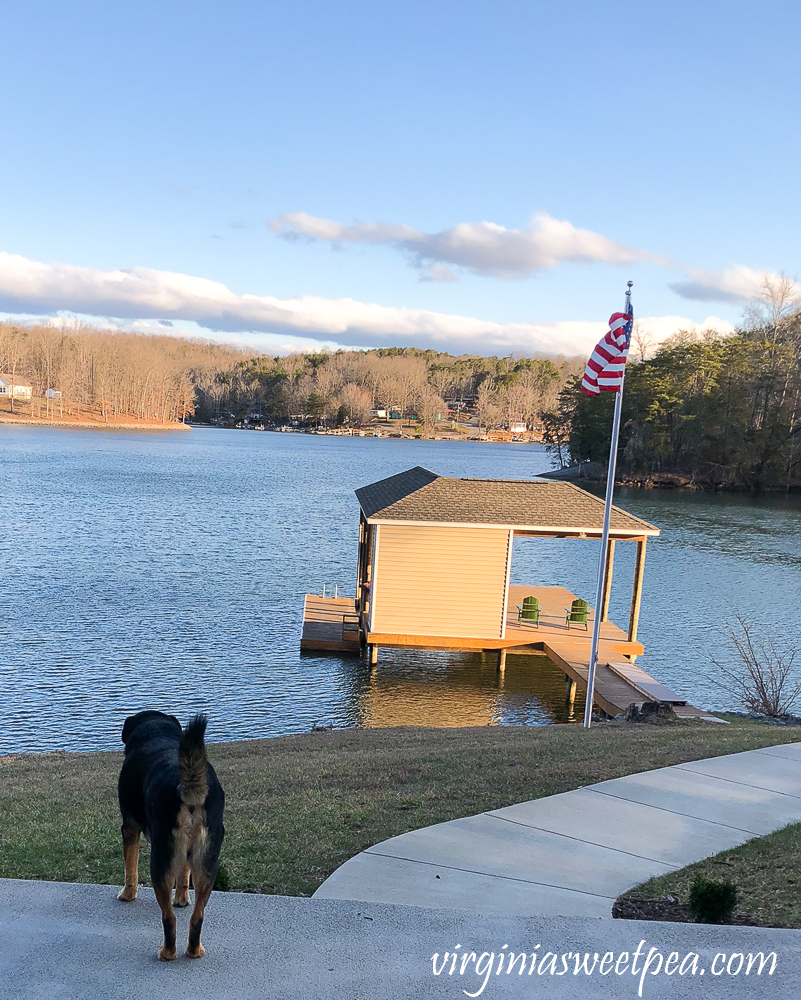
[356,467,659,536]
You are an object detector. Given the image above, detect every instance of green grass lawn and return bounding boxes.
[618,821,801,928]
[1,719,799,898]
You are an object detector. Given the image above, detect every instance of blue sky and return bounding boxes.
[2,0,799,356]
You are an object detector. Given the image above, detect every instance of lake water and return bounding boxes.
[2,425,800,753]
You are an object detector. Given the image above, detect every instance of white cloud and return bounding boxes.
[101,318,351,355]
[0,251,730,358]
[671,265,801,304]
[0,309,366,356]
[419,262,459,283]
[269,211,664,280]
[636,314,734,341]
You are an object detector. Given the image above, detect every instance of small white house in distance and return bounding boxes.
[45,388,62,399]
[0,374,33,398]
[509,421,527,434]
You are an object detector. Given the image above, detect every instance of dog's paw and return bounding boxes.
[186,943,205,959]
[158,945,178,962]
[117,886,138,902]
[173,894,190,908]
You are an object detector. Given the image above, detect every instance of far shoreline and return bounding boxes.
[0,414,191,432]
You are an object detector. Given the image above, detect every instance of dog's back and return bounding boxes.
[117,711,225,960]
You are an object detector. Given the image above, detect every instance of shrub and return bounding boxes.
[713,616,801,717]
[689,876,738,924]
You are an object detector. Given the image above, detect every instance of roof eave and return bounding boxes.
[366,517,659,537]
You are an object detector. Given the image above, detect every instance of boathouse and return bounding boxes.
[302,466,710,719]
[354,466,657,646]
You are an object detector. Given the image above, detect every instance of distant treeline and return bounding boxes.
[4,291,800,490]
[0,320,582,430]
[0,322,250,422]
[198,348,582,431]
[546,306,801,490]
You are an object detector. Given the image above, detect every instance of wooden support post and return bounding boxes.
[600,538,615,622]
[628,538,647,644]
[369,644,378,665]
[496,648,507,675]
[355,517,365,611]
[565,675,577,708]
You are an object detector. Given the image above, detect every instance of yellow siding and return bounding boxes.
[371,525,510,638]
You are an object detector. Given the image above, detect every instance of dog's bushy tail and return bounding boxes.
[179,714,209,807]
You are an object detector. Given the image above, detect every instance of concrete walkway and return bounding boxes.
[314,741,801,917]
[3,878,801,999]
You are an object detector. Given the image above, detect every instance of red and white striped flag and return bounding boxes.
[580,312,633,395]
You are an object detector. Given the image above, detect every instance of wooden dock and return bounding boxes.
[301,585,713,719]
[538,637,709,720]
[300,594,361,653]
[505,588,712,718]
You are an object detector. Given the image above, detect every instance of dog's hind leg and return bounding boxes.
[185,873,213,959]
[153,878,178,961]
[116,822,141,902]
[150,834,179,960]
[173,862,191,907]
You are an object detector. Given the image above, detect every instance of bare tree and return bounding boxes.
[742,274,801,459]
[379,374,403,417]
[416,386,445,434]
[392,357,427,418]
[314,362,345,409]
[339,383,372,426]
[475,380,500,434]
[713,616,801,717]
[631,322,656,363]
[428,366,454,401]
[514,369,542,428]
[742,273,801,344]
[0,325,27,413]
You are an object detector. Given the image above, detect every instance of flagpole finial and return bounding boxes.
[624,281,633,322]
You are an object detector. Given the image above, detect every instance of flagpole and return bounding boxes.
[583,281,633,729]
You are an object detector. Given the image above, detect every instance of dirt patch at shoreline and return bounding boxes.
[0,413,190,431]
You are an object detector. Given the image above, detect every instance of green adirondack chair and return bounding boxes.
[565,598,589,630]
[516,595,540,627]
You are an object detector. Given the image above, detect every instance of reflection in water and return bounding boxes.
[355,650,586,728]
[2,425,799,753]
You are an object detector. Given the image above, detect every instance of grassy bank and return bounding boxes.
[1,720,799,897]
[617,822,801,928]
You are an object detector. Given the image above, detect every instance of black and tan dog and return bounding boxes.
[117,711,225,960]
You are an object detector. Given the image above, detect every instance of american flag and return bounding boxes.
[581,312,633,395]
